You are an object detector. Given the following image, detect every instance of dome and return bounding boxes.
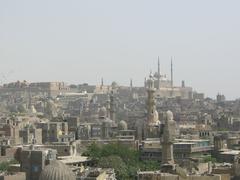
[118,120,128,130]
[39,160,75,180]
[99,106,107,118]
[146,73,155,89]
[30,105,37,114]
[102,118,114,126]
[166,110,174,121]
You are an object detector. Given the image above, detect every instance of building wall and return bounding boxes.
[0,146,18,162]
[137,173,228,180]
[44,145,72,156]
[0,172,26,180]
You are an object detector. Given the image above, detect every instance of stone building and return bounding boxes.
[19,126,42,145]
[29,82,69,98]
[0,172,26,180]
[140,139,212,162]
[0,123,20,145]
[48,122,68,142]
[76,168,116,180]
[20,147,57,180]
[144,60,193,99]
[66,116,80,133]
[137,172,229,180]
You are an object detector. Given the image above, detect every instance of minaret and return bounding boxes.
[161,111,175,171]
[110,90,116,121]
[130,79,133,90]
[170,58,174,97]
[171,58,173,88]
[106,97,110,118]
[146,73,156,125]
[101,78,104,86]
[100,78,104,90]
[157,56,160,90]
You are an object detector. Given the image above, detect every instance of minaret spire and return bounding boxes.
[171,57,173,88]
[130,78,133,90]
[101,77,104,86]
[110,90,116,122]
[157,56,160,90]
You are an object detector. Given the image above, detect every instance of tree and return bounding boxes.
[99,155,129,179]
[0,159,18,172]
[203,156,217,163]
[83,143,160,180]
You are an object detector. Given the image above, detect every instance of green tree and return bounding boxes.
[83,143,160,180]
[99,155,129,179]
[203,156,217,163]
[0,159,18,172]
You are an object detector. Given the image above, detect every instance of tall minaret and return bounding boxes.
[110,90,116,122]
[171,58,173,88]
[161,111,175,169]
[157,56,160,90]
[144,77,147,88]
[130,78,133,90]
[106,97,110,118]
[146,73,157,125]
[101,78,104,86]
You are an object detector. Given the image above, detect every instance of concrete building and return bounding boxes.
[19,126,42,145]
[140,138,212,162]
[0,122,20,145]
[20,147,57,180]
[137,171,230,180]
[0,172,26,180]
[76,168,116,180]
[48,122,68,142]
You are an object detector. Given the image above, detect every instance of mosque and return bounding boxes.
[144,58,193,99]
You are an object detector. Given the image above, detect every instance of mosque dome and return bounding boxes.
[118,120,128,130]
[166,110,174,121]
[30,105,37,114]
[146,73,155,89]
[99,106,107,118]
[39,160,75,180]
[102,118,114,126]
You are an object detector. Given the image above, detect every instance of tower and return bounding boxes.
[171,58,173,88]
[144,77,147,88]
[170,58,174,97]
[130,78,133,90]
[157,56,161,90]
[146,73,157,125]
[101,78,104,87]
[110,91,116,122]
[161,111,175,167]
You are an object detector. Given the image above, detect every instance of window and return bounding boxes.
[1,148,6,156]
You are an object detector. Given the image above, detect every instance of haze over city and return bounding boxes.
[2,1,240,180]
[1,0,240,99]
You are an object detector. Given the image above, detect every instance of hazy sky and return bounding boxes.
[0,1,240,100]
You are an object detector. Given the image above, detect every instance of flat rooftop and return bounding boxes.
[58,156,91,164]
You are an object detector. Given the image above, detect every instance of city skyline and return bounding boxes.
[1,0,240,99]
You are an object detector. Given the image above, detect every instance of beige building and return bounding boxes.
[144,60,193,99]
[137,172,230,180]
